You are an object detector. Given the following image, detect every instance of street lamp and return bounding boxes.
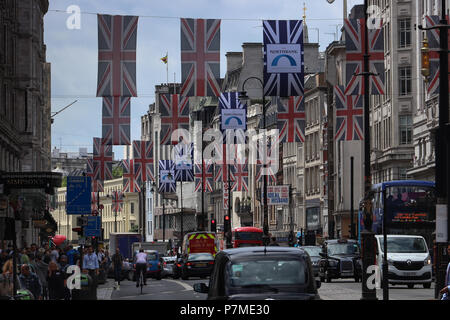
[239,76,269,246]
[107,192,125,233]
[150,170,174,242]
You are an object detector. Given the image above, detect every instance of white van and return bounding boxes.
[375,235,432,289]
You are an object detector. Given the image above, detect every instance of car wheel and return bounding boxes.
[156,272,162,280]
[181,271,188,280]
[354,276,359,282]
[423,283,431,289]
[407,284,414,289]
[320,277,325,282]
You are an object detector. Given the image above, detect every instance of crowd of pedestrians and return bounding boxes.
[0,241,111,300]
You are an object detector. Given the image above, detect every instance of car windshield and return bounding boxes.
[302,247,321,257]
[188,253,213,261]
[146,253,158,261]
[379,237,427,253]
[228,258,307,288]
[327,243,359,255]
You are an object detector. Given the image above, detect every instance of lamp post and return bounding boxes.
[239,76,269,246]
[418,1,450,299]
[326,0,377,300]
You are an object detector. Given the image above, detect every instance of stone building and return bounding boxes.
[0,0,53,247]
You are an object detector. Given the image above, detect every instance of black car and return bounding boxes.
[194,247,321,300]
[300,246,322,277]
[318,239,362,283]
[180,253,215,280]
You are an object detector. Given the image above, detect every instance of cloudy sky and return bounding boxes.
[45,0,363,159]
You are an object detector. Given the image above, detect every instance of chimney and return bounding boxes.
[225,52,243,72]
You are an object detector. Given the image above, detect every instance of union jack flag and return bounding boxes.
[194,159,214,192]
[112,191,123,213]
[255,137,278,184]
[91,192,98,212]
[344,18,385,96]
[102,96,131,145]
[133,140,155,184]
[97,14,138,97]
[425,15,450,95]
[231,159,249,192]
[159,94,190,145]
[263,20,304,97]
[93,138,113,181]
[334,85,364,141]
[277,96,305,143]
[174,143,194,182]
[159,160,176,193]
[86,158,104,192]
[180,18,221,97]
[122,159,141,193]
[219,92,247,133]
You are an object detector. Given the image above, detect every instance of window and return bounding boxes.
[131,202,135,214]
[399,115,412,145]
[399,67,412,96]
[399,18,411,48]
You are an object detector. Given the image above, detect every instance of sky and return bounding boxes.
[46,0,364,160]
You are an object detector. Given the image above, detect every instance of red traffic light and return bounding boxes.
[224,215,229,221]
[211,219,216,224]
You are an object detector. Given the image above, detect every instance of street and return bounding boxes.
[97,277,436,300]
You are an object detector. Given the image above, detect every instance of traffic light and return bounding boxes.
[210,219,216,232]
[72,227,82,236]
[421,36,430,78]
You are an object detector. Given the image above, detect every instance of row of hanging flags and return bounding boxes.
[85,13,393,211]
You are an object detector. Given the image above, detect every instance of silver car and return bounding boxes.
[161,256,177,278]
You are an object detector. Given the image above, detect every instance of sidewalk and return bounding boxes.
[97,279,114,300]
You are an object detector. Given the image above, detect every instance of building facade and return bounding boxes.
[0,0,53,248]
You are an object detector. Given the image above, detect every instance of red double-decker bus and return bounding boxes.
[232,227,263,248]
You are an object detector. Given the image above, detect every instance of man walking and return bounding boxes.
[439,244,450,300]
[111,248,124,290]
[18,264,42,300]
[82,246,99,300]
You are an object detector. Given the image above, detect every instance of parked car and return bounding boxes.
[161,256,177,278]
[300,246,322,277]
[180,253,215,280]
[194,247,321,300]
[375,235,432,289]
[318,239,362,283]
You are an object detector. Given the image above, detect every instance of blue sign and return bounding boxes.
[66,176,91,215]
[84,216,101,237]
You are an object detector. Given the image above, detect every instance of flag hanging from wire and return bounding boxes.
[97,14,138,97]
[263,20,304,97]
[344,18,385,95]
[101,96,131,146]
[159,160,176,193]
[180,18,221,97]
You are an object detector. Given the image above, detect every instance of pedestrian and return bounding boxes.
[82,245,99,299]
[18,264,42,300]
[46,261,66,300]
[0,259,14,298]
[439,244,450,300]
[111,248,124,290]
[50,246,59,262]
[34,252,49,299]
[66,245,78,266]
[0,250,8,271]
[58,255,68,272]
[268,237,280,246]
[20,248,30,265]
